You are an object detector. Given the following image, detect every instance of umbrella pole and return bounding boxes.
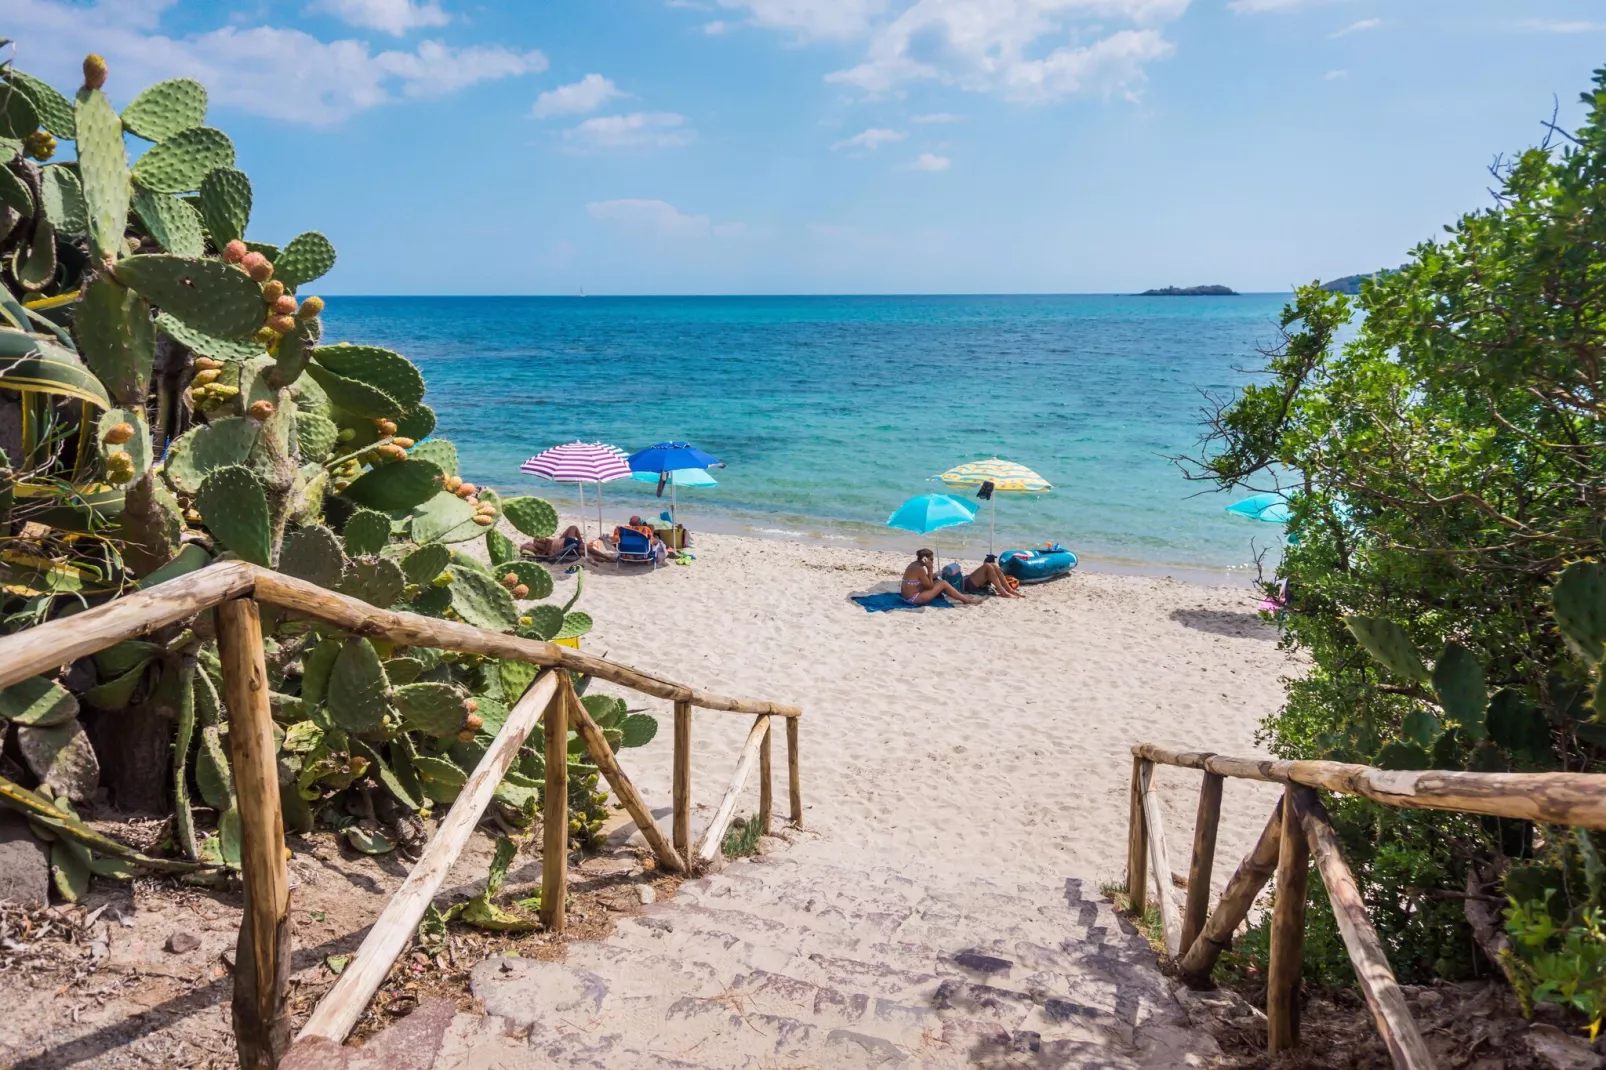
[577,482,586,541]
[990,497,997,557]
[596,482,605,539]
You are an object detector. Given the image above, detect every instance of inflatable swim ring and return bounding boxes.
[999,543,1078,584]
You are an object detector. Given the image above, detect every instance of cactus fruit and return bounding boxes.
[194,356,223,371]
[471,514,494,526]
[298,295,324,319]
[465,713,483,732]
[247,400,274,421]
[24,131,55,161]
[392,436,414,449]
[192,368,221,386]
[253,327,276,344]
[83,54,108,90]
[102,422,135,445]
[511,584,529,599]
[444,476,462,492]
[266,314,294,335]
[222,240,247,264]
[105,453,135,483]
[377,443,407,461]
[502,572,519,588]
[262,280,285,303]
[240,251,273,282]
[456,482,477,499]
[376,418,398,436]
[465,698,479,714]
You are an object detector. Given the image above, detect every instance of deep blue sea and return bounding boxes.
[321,294,1291,579]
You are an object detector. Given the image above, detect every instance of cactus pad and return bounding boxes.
[1553,560,1606,661]
[74,86,130,260]
[411,755,466,803]
[0,675,80,727]
[197,166,251,246]
[395,402,436,441]
[119,474,185,579]
[340,458,444,512]
[343,509,391,556]
[400,543,449,585]
[0,165,32,216]
[153,312,266,363]
[502,561,554,601]
[302,362,402,419]
[131,185,205,257]
[195,464,272,566]
[1344,616,1431,685]
[115,254,268,339]
[279,524,345,589]
[274,231,336,289]
[75,275,154,405]
[311,345,424,405]
[40,165,86,235]
[410,492,481,544]
[19,720,100,803]
[129,126,233,193]
[121,78,207,142]
[327,638,390,733]
[393,682,471,737]
[557,611,593,640]
[518,604,564,641]
[447,567,518,632]
[486,527,516,567]
[1431,642,1487,729]
[96,407,151,487]
[619,713,658,749]
[295,409,339,461]
[163,416,257,494]
[0,81,39,139]
[501,496,558,539]
[6,71,74,138]
[340,556,406,608]
[270,318,315,387]
[13,218,55,292]
[407,437,456,475]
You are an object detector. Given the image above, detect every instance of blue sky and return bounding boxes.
[4,0,1605,294]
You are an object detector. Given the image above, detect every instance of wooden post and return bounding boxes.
[567,683,685,872]
[1177,797,1284,986]
[541,676,568,933]
[674,700,692,859]
[759,721,773,836]
[1181,772,1224,957]
[786,715,802,828]
[1126,756,1149,917]
[696,715,771,865]
[1138,760,1183,957]
[215,597,291,1070]
[1298,792,1434,1069]
[294,673,562,1047]
[1267,785,1311,1053]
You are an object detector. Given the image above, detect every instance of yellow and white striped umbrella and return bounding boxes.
[934,458,1053,554]
[936,459,1053,494]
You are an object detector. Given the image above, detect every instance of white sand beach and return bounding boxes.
[542,523,1292,893]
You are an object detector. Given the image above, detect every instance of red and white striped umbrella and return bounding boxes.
[520,441,631,541]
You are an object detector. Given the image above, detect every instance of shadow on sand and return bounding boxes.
[1168,607,1277,640]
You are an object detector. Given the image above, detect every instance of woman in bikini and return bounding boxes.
[901,548,981,606]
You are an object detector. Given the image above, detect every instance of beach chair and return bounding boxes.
[525,533,583,566]
[615,528,657,567]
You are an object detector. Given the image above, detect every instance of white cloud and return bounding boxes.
[1330,18,1379,37]
[533,74,626,118]
[587,199,745,238]
[307,0,449,34]
[704,20,730,33]
[717,0,888,39]
[1324,68,1346,79]
[564,112,694,149]
[831,127,907,152]
[1,0,544,124]
[911,152,950,170]
[1521,19,1606,33]
[911,112,962,123]
[820,2,1183,104]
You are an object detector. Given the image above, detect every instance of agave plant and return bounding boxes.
[0,49,649,900]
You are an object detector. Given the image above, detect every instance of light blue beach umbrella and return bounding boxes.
[1225,493,1291,524]
[888,494,978,568]
[631,468,718,488]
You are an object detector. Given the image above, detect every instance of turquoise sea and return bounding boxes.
[321,294,1290,580]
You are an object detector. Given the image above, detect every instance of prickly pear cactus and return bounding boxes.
[0,47,595,900]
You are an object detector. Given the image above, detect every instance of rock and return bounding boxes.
[636,884,656,905]
[165,931,202,954]
[0,809,49,905]
[1527,1024,1604,1070]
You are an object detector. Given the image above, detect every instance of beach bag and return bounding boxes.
[940,563,964,585]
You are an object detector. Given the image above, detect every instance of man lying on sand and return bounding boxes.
[958,555,1024,599]
[901,548,982,606]
[522,525,583,559]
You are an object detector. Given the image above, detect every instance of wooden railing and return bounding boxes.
[0,561,802,1069]
[1128,742,1606,1070]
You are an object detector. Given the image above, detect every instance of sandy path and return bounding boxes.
[547,527,1292,894]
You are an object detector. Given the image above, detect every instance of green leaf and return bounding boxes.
[0,675,79,727]
[1345,615,1431,685]
[327,638,390,733]
[1375,741,1431,770]
[0,774,210,873]
[0,333,113,408]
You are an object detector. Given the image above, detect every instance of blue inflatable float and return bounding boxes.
[1000,544,1078,584]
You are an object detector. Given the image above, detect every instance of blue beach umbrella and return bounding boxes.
[627,442,723,527]
[888,494,978,568]
[1225,493,1291,524]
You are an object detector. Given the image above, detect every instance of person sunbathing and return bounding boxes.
[901,548,981,606]
[964,555,1024,599]
[610,516,655,545]
[522,525,583,559]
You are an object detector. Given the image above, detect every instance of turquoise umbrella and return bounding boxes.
[1225,493,1290,524]
[888,494,978,568]
[631,468,717,488]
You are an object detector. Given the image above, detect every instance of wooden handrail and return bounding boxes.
[1121,739,1606,1069]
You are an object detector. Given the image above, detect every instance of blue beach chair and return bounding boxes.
[616,528,656,567]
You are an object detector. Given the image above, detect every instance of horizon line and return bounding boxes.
[312,290,1302,299]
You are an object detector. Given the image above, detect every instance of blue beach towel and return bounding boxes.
[851,593,955,612]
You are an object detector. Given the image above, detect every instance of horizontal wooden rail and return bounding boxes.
[1133,742,1606,829]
